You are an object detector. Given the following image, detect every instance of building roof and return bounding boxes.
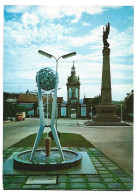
[83,98,94,104]
[13,93,63,104]
[17,94,38,103]
[8,93,20,99]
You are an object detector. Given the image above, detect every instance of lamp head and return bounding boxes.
[62,52,76,59]
[38,50,52,58]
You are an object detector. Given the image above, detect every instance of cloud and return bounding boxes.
[22,12,40,28]
[82,22,91,26]
[5,5,30,13]
[109,26,134,57]
[5,5,106,23]
[112,84,133,101]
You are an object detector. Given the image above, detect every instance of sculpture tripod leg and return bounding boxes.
[30,73,45,161]
[50,73,64,161]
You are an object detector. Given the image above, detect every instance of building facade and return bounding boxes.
[66,63,81,118]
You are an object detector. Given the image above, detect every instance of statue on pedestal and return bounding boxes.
[103,23,110,48]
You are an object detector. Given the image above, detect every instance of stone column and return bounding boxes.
[101,48,112,104]
[93,47,120,123]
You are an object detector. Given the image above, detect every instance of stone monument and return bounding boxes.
[93,23,121,125]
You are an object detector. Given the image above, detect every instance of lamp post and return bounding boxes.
[121,104,122,122]
[56,87,61,131]
[91,107,92,121]
[46,92,48,126]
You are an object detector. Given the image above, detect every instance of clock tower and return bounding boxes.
[66,62,80,118]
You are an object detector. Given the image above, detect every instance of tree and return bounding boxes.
[116,90,133,121]
[92,95,101,115]
[3,92,10,120]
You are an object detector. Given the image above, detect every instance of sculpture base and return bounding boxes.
[93,103,121,123]
[13,149,82,171]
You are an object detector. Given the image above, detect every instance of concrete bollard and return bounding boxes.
[45,137,51,157]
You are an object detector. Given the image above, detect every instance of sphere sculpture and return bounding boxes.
[36,67,58,91]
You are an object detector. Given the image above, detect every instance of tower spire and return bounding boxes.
[71,61,76,74]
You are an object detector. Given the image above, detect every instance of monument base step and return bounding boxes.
[84,120,131,126]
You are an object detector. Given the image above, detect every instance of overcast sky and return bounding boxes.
[3,5,134,101]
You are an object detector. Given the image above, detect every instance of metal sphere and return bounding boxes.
[36,67,58,91]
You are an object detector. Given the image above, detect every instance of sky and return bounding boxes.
[3,5,134,101]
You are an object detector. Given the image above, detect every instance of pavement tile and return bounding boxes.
[26,176,57,185]
[103,164,115,167]
[69,177,85,183]
[119,177,133,182]
[45,183,66,189]
[70,182,87,189]
[107,167,119,171]
[88,183,106,189]
[111,170,125,174]
[94,154,104,157]
[103,177,118,183]
[100,174,114,178]
[3,178,9,183]
[87,177,101,183]
[90,148,98,151]
[114,173,129,177]
[98,158,109,161]
[96,167,107,171]
[3,176,10,179]
[91,159,100,162]
[98,171,110,175]
[58,175,67,183]
[107,182,125,189]
[4,183,22,190]
[10,176,26,183]
[93,163,103,167]
[124,183,133,189]
[23,184,41,190]
[86,175,100,178]
[69,175,84,178]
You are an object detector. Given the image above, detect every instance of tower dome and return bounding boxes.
[67,62,80,84]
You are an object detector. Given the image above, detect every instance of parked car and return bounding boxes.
[15,112,25,121]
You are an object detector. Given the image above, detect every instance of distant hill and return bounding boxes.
[112,100,121,105]
[63,99,84,104]
[63,99,121,105]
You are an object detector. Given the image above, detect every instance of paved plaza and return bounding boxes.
[3,118,133,190]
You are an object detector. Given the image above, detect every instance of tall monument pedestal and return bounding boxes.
[90,23,128,126]
[94,104,120,123]
[92,47,121,125]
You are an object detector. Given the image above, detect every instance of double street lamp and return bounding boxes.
[38,49,76,127]
[38,50,76,72]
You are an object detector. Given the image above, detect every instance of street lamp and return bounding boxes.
[38,49,76,133]
[38,50,76,72]
[46,92,49,127]
[121,104,122,122]
[56,87,61,131]
[91,107,92,121]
